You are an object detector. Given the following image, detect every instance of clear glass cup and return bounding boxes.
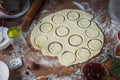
[109,0,120,23]
[6,26,33,70]
[5,50,23,70]
[7,27,31,56]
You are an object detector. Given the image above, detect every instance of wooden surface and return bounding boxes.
[1,0,120,80]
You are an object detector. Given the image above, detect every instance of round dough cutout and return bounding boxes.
[40,23,53,33]
[48,42,63,54]
[88,39,102,51]
[78,18,90,28]
[86,27,100,38]
[56,26,70,37]
[76,48,91,59]
[34,35,48,45]
[67,11,80,20]
[61,51,76,65]
[69,34,83,46]
[52,14,65,23]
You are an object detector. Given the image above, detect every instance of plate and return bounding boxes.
[0,0,30,18]
[0,27,11,50]
[0,61,9,80]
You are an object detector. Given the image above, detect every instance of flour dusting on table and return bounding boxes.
[25,1,120,79]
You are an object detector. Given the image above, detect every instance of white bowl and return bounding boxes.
[0,61,9,80]
[0,27,11,50]
[0,0,30,18]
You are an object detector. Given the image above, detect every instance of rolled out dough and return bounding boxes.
[30,9,104,66]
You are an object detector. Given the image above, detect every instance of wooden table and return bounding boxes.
[1,0,120,80]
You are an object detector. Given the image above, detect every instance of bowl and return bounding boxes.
[0,61,9,80]
[0,27,11,50]
[81,62,109,80]
[0,0,30,18]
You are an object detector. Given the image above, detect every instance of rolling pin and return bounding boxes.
[20,0,44,31]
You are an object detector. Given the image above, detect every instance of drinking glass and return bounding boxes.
[7,27,31,56]
[6,26,33,70]
[109,0,120,23]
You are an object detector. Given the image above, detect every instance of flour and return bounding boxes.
[47,74,72,80]
[39,57,60,67]
[36,69,83,80]
[41,10,50,14]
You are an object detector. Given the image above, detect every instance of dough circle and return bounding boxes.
[56,26,70,37]
[76,48,91,59]
[67,11,80,20]
[52,15,65,23]
[40,23,53,33]
[61,51,76,65]
[34,35,48,45]
[86,27,100,38]
[78,18,90,28]
[30,9,104,66]
[88,39,102,51]
[69,35,83,46]
[48,42,62,54]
